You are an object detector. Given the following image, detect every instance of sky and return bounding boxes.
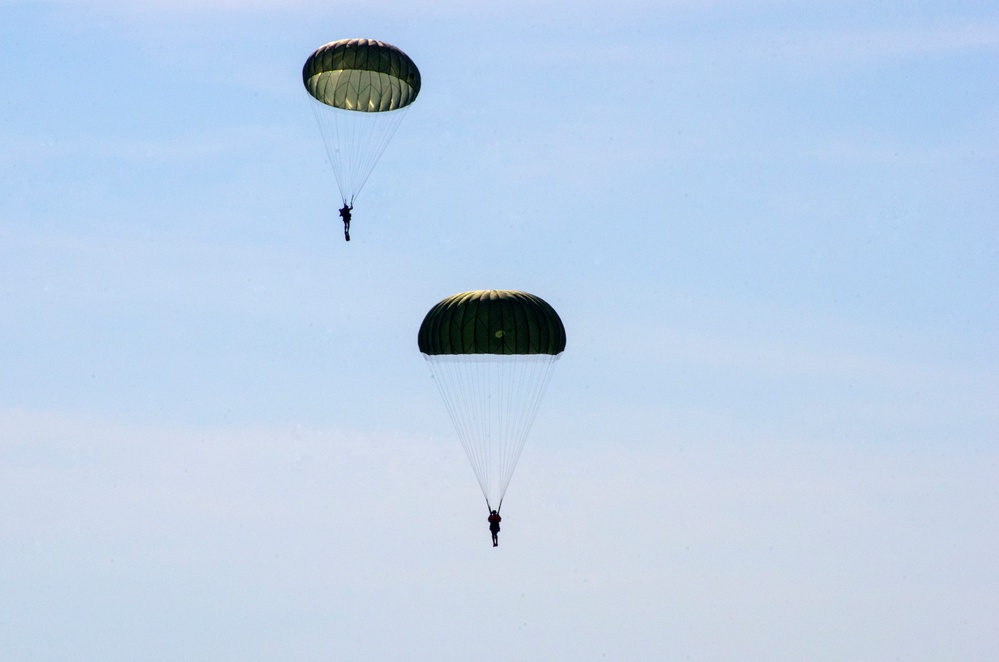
[1,0,997,659]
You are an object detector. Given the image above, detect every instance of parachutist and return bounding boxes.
[419,291,566,515]
[488,510,502,547]
[304,40,420,224]
[339,203,352,241]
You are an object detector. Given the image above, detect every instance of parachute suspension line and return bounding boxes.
[428,356,484,499]
[517,355,560,461]
[424,354,560,509]
[309,98,410,204]
[337,102,406,200]
[426,356,488,498]
[310,99,346,204]
[497,355,559,503]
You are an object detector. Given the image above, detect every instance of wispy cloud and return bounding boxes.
[3,405,996,659]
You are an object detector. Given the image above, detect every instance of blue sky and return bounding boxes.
[1,0,997,659]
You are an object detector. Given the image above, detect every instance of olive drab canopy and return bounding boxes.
[418,290,567,356]
[303,39,421,112]
[419,291,566,512]
[303,39,421,210]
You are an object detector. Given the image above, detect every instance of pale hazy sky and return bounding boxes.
[1,0,997,659]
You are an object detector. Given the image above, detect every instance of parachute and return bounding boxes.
[303,39,421,208]
[419,290,566,511]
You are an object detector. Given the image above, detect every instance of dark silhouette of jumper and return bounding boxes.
[488,510,501,547]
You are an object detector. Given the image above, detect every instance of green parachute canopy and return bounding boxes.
[303,38,421,209]
[303,39,421,112]
[418,290,567,356]
[419,290,566,512]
